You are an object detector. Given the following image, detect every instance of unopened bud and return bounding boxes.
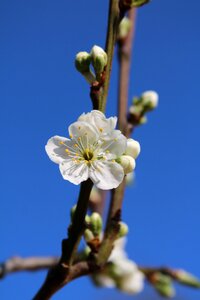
[126,138,141,159]
[90,45,107,77]
[118,155,135,174]
[175,269,200,288]
[154,274,175,298]
[118,17,131,40]
[70,205,77,222]
[120,0,150,9]
[75,51,91,73]
[141,90,159,110]
[84,229,94,243]
[90,212,103,237]
[118,222,129,238]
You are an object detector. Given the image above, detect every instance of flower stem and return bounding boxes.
[96,8,137,266]
[100,0,122,112]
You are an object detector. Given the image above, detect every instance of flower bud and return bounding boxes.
[118,222,129,238]
[75,51,91,73]
[154,273,175,298]
[118,17,131,40]
[174,269,200,288]
[126,139,140,159]
[84,229,94,243]
[141,90,159,110]
[70,205,77,222]
[90,212,103,237]
[90,45,108,77]
[118,155,135,174]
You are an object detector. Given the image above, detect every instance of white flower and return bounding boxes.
[92,237,144,295]
[45,110,127,190]
[142,90,159,108]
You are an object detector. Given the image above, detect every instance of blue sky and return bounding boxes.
[0,0,200,299]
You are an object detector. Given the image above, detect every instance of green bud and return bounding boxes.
[75,51,96,84]
[90,45,107,78]
[118,17,131,40]
[131,0,150,6]
[84,229,94,243]
[70,205,77,222]
[118,222,129,238]
[154,274,175,298]
[139,116,147,125]
[75,51,91,73]
[85,215,91,224]
[175,270,200,288]
[90,212,103,237]
[83,246,91,257]
[121,0,150,8]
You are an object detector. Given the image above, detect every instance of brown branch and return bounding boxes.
[33,179,93,300]
[0,256,58,279]
[33,261,97,300]
[118,8,137,136]
[95,8,137,267]
[100,0,123,112]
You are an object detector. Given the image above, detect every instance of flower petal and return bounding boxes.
[68,121,98,146]
[78,110,117,135]
[100,131,127,156]
[45,136,70,164]
[59,160,89,185]
[89,161,124,190]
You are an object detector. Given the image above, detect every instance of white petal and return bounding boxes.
[45,136,70,164]
[100,131,127,157]
[92,274,116,288]
[68,121,98,146]
[59,161,89,185]
[119,270,144,294]
[78,110,117,134]
[89,161,124,190]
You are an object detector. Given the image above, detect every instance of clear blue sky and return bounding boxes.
[1,0,200,299]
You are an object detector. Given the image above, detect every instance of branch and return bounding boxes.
[100,0,123,112]
[117,8,136,136]
[95,8,137,267]
[33,179,93,300]
[0,256,58,279]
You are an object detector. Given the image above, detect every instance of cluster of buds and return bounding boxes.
[128,90,159,126]
[117,138,140,175]
[75,45,107,83]
[146,268,200,298]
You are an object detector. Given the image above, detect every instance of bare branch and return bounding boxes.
[0,256,58,279]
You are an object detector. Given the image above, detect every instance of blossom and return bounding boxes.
[92,238,144,294]
[142,90,159,109]
[45,110,135,190]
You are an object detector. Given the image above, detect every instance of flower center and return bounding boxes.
[83,148,94,161]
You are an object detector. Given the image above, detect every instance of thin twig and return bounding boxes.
[100,0,123,112]
[96,8,137,267]
[0,256,58,279]
[118,8,136,136]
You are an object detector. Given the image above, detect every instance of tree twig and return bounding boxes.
[0,256,58,279]
[96,8,137,267]
[33,179,93,300]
